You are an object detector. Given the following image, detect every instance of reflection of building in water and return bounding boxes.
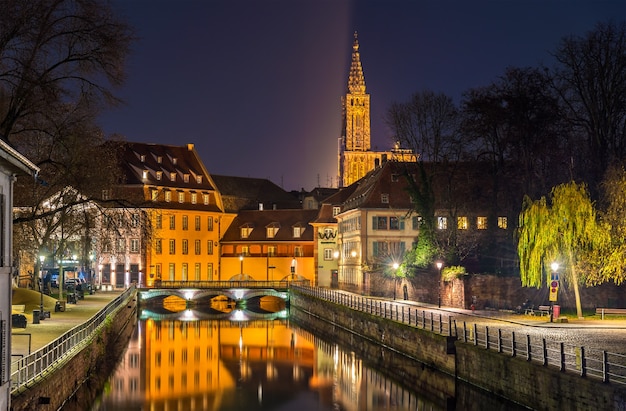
[109,322,144,407]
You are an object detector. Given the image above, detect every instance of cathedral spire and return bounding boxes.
[348,31,366,94]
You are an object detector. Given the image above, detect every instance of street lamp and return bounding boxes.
[436,261,443,308]
[392,262,399,300]
[550,262,560,322]
[39,255,45,318]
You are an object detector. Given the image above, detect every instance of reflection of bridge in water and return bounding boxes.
[139,307,289,321]
[138,280,310,306]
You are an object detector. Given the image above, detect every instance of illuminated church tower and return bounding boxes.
[338,32,415,187]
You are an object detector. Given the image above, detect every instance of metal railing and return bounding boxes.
[153,279,310,290]
[293,285,626,386]
[10,286,136,393]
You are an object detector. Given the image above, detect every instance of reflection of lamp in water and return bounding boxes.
[39,255,45,317]
[240,255,244,276]
[392,262,399,300]
[291,258,296,279]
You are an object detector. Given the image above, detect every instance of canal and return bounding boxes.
[67,296,526,410]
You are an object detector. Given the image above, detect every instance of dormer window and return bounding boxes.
[170,172,176,181]
[266,222,280,238]
[381,193,389,204]
[157,156,162,164]
[142,170,149,179]
[140,154,146,162]
[156,171,162,180]
[196,176,203,184]
[172,157,177,165]
[203,194,209,205]
[332,206,341,216]
[184,174,189,183]
[241,224,253,239]
[293,225,304,238]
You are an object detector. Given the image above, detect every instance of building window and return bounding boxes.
[293,226,303,238]
[373,241,406,258]
[196,175,203,184]
[381,193,389,203]
[178,192,184,203]
[412,215,422,230]
[389,216,403,230]
[191,193,197,204]
[142,170,149,179]
[372,216,387,230]
[294,246,303,257]
[458,216,468,230]
[130,238,140,253]
[268,246,276,257]
[131,213,140,227]
[242,246,250,256]
[332,206,341,216]
[207,263,213,280]
[155,214,162,229]
[169,215,175,230]
[207,241,213,255]
[156,171,162,180]
[157,156,162,164]
[477,216,488,230]
[102,189,111,200]
[182,215,188,230]
[182,239,188,255]
[195,240,201,255]
[195,216,201,231]
[203,194,209,205]
[194,263,201,280]
[151,189,159,201]
[184,174,189,183]
[182,263,188,280]
[266,223,279,238]
[103,240,111,253]
[241,226,252,239]
[168,263,175,280]
[165,191,171,202]
[155,239,162,254]
[170,172,176,181]
[323,248,334,261]
[117,238,125,252]
[207,217,214,231]
[437,217,448,230]
[498,216,508,229]
[169,239,176,254]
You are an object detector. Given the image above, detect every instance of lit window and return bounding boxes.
[130,239,140,253]
[323,248,334,260]
[151,189,158,201]
[195,216,201,231]
[169,215,175,229]
[196,175,202,184]
[266,223,279,238]
[207,241,213,255]
[195,240,201,255]
[437,217,448,230]
[184,174,189,183]
[207,263,213,280]
[170,172,176,181]
[157,156,162,163]
[131,213,140,227]
[155,239,162,254]
[412,216,422,230]
[178,192,184,203]
[241,225,253,238]
[477,217,488,230]
[191,193,197,204]
[182,215,188,230]
[207,217,214,231]
[156,171,162,180]
[242,246,250,256]
[498,216,508,229]
[332,206,341,216]
[169,239,175,254]
[182,239,188,255]
[203,194,209,205]
[142,170,149,179]
[194,263,201,280]
[140,154,145,162]
[381,193,389,203]
[293,226,303,238]
[155,214,162,229]
[164,191,171,202]
[268,246,276,257]
[458,217,468,230]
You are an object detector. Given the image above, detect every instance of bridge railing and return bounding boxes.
[153,279,310,289]
[10,286,136,393]
[292,285,626,386]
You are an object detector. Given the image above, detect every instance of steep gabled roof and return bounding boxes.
[211,175,300,212]
[221,209,318,242]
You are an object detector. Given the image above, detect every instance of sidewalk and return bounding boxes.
[11,290,123,358]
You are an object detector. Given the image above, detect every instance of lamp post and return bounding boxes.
[39,255,45,318]
[392,262,399,300]
[550,262,560,322]
[436,261,443,308]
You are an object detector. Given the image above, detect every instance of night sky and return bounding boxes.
[101,0,624,192]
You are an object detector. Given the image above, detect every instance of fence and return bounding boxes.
[10,286,136,393]
[294,285,626,386]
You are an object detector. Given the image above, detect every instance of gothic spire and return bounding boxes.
[348,31,366,94]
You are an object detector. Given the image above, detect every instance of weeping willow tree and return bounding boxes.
[517,182,608,319]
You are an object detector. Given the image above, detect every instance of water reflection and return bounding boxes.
[90,307,441,411]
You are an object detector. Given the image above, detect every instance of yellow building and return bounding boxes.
[101,142,235,287]
[338,32,415,188]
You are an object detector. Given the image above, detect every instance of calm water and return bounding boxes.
[84,302,442,411]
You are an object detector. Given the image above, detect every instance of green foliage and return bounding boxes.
[442,265,466,281]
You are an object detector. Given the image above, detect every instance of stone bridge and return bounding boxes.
[138,280,309,304]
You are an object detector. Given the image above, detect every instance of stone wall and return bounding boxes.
[10,292,137,411]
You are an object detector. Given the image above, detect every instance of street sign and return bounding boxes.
[549,280,559,302]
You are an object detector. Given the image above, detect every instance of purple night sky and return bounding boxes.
[101,0,624,191]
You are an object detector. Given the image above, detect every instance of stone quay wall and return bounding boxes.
[291,289,626,411]
[10,292,137,411]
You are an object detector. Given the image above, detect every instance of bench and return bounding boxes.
[11,314,27,328]
[537,305,551,316]
[596,308,626,319]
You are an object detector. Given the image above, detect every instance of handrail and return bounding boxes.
[10,286,136,393]
[153,279,310,290]
[292,285,626,386]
